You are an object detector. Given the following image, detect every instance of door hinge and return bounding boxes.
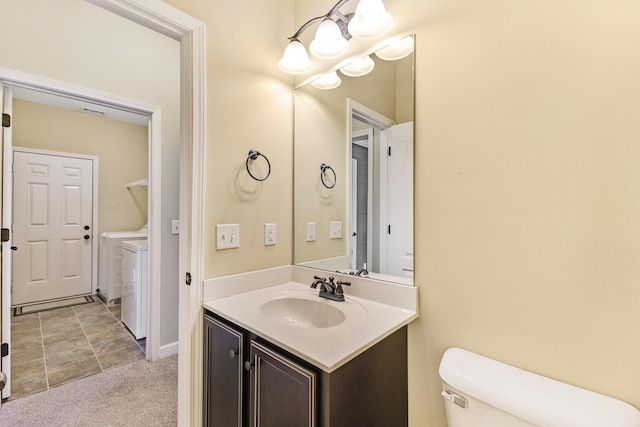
[0,228,9,242]
[2,113,10,128]
[0,343,8,358]
[185,272,192,286]
[388,224,391,234]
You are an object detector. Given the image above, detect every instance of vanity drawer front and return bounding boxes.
[203,315,244,427]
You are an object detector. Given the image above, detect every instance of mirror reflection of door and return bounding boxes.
[351,111,414,278]
[351,129,374,271]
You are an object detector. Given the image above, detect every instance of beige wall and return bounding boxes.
[402,1,640,425]
[163,0,295,278]
[0,0,181,347]
[12,100,148,236]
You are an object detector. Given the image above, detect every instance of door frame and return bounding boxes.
[86,2,207,426]
[1,84,13,400]
[12,147,99,306]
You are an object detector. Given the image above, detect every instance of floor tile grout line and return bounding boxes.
[72,304,105,373]
[38,312,50,391]
[99,299,147,355]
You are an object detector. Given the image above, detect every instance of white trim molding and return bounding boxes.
[86,1,207,426]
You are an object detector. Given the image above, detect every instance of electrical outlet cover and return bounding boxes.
[264,223,276,246]
[330,221,342,239]
[306,222,316,242]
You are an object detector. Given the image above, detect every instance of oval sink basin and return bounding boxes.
[260,297,345,329]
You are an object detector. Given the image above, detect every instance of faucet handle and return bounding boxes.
[311,275,327,289]
[335,280,351,296]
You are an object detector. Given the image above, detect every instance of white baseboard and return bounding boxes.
[159,341,179,358]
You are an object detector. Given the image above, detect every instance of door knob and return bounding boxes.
[84,235,90,240]
[11,246,17,251]
[84,225,90,230]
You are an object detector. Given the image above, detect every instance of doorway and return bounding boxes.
[0,74,160,401]
[0,2,205,424]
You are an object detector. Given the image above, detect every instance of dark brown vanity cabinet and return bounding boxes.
[203,315,245,426]
[203,310,408,427]
[203,313,316,427]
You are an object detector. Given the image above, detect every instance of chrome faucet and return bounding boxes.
[310,275,351,302]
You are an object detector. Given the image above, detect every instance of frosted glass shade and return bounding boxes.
[309,19,348,59]
[278,39,312,75]
[375,36,414,61]
[311,71,342,90]
[339,55,375,77]
[348,0,393,40]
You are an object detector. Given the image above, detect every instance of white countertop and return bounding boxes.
[203,267,418,372]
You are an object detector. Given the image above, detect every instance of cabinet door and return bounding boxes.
[248,340,317,427]
[203,315,244,427]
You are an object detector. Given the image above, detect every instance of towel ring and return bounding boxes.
[320,163,336,189]
[246,149,271,182]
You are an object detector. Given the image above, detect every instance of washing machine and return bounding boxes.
[121,239,148,339]
[98,229,147,305]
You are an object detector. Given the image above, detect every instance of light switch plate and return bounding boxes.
[306,222,316,242]
[264,223,276,246]
[216,224,240,250]
[171,220,180,235]
[330,221,342,239]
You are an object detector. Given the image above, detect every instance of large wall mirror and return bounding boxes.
[293,35,415,286]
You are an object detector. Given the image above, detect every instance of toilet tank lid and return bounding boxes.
[439,348,640,427]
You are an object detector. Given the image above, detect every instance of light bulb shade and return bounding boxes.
[375,36,414,61]
[348,0,393,40]
[339,55,375,77]
[278,39,312,75]
[311,71,342,90]
[309,19,348,59]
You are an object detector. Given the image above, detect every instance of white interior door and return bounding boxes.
[12,150,94,305]
[384,122,414,277]
[1,84,14,399]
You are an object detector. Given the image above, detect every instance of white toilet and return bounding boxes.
[439,348,640,427]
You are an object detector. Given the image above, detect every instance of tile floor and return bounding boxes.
[10,298,146,400]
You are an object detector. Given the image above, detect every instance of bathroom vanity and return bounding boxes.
[203,312,407,426]
[202,267,418,427]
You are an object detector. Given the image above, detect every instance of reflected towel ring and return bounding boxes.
[320,163,336,189]
[246,149,271,182]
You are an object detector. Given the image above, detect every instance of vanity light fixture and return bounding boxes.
[374,35,414,61]
[348,0,393,40]
[311,71,342,90]
[278,0,393,75]
[339,55,375,77]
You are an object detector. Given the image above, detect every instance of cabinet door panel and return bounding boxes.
[204,315,244,427]
[249,340,316,427]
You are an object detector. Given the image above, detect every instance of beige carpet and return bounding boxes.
[0,354,178,426]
